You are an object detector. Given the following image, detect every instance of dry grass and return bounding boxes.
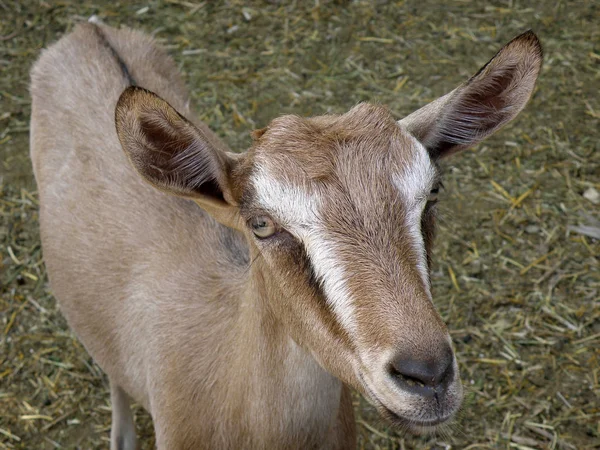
[1,0,599,448]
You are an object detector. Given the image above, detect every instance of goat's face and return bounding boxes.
[236,105,461,430]
[116,30,542,433]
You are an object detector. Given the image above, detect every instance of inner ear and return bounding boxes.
[433,64,519,156]
[116,87,233,204]
[140,114,227,202]
[251,127,267,141]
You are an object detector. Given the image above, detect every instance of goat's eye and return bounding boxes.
[428,187,440,203]
[250,216,277,239]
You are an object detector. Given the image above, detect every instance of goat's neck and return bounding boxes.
[225,268,343,443]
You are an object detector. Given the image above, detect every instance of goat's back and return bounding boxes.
[30,23,244,409]
[31,23,193,188]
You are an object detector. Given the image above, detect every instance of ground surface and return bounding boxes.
[1,1,599,449]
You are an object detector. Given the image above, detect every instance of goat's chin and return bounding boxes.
[377,404,456,434]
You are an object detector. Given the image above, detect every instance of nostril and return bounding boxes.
[388,348,454,393]
[389,365,428,389]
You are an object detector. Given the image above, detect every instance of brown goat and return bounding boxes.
[30,23,542,449]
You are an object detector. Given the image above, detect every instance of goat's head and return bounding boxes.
[116,31,542,432]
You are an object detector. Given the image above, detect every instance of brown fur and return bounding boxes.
[30,23,541,449]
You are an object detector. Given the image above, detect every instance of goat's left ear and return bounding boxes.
[115,87,245,229]
[399,30,542,159]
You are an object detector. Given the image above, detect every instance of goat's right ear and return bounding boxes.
[399,30,542,159]
[115,87,243,228]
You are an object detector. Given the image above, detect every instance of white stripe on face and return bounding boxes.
[251,166,357,334]
[392,136,436,293]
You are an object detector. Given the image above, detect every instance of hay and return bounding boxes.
[1,0,598,448]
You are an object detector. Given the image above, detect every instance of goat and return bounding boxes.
[30,23,542,449]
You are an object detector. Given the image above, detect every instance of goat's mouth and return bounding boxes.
[357,371,458,433]
[378,404,451,434]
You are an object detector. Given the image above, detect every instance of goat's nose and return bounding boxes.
[388,346,454,396]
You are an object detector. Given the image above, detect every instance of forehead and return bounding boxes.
[247,103,436,219]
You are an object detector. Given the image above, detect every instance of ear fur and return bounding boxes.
[115,87,244,228]
[399,30,543,158]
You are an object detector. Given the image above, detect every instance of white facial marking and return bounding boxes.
[392,134,435,206]
[302,232,356,333]
[251,165,320,230]
[392,134,436,293]
[251,165,357,334]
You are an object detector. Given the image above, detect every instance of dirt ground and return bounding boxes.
[1,0,599,449]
